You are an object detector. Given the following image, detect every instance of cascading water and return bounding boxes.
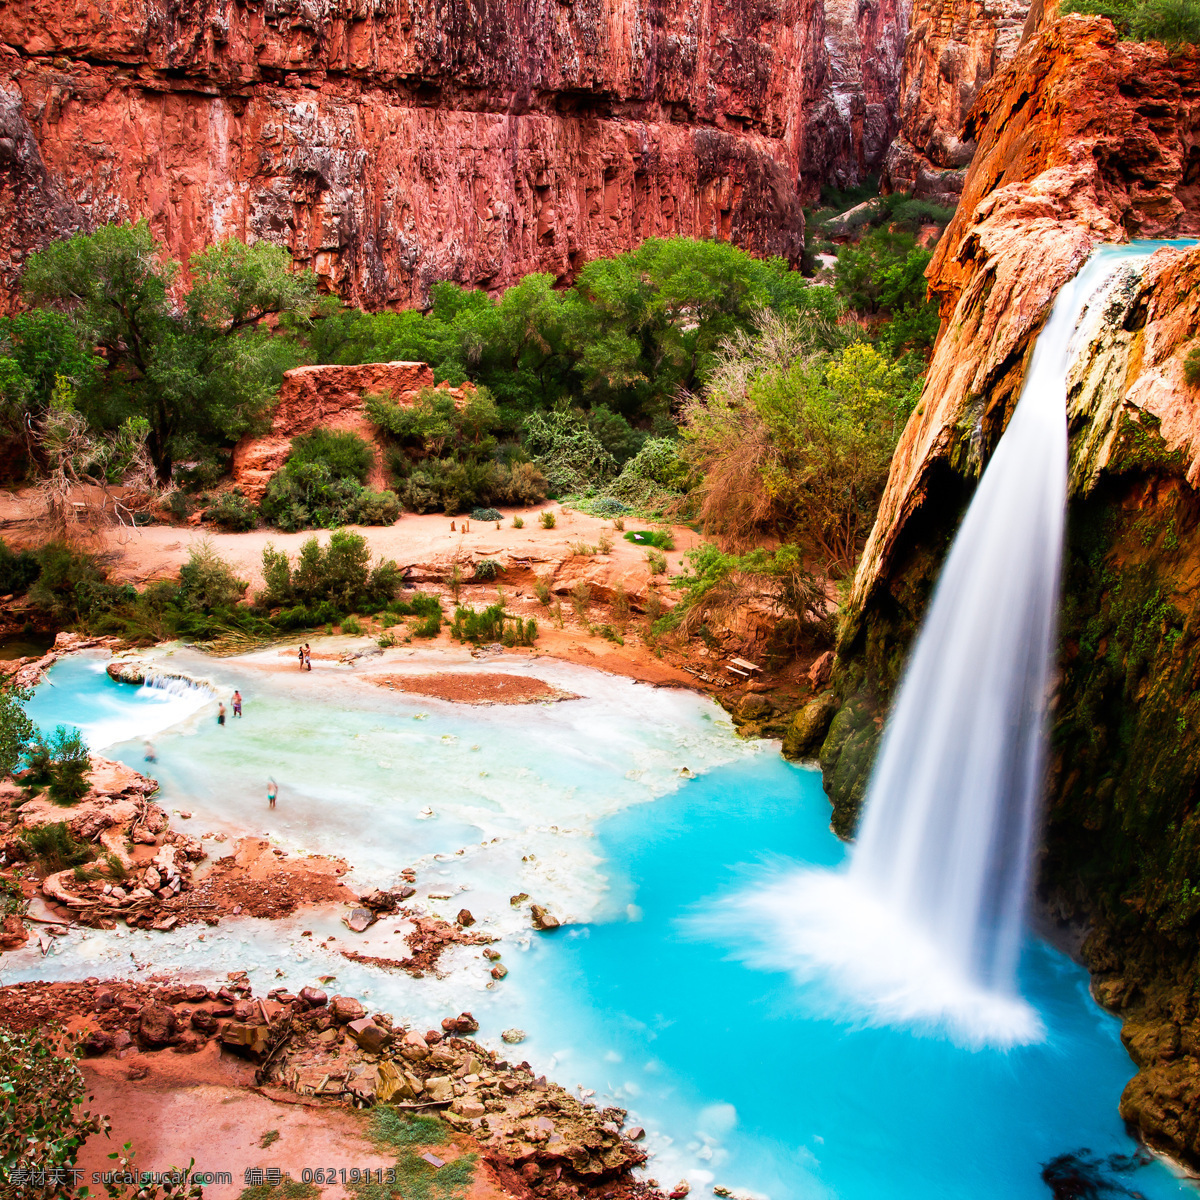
[704,242,1188,1044]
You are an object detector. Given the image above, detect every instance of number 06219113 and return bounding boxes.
[301,1167,398,1184]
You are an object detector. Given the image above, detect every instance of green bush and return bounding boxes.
[21,819,94,871]
[1062,0,1200,41]
[610,439,691,509]
[539,510,556,529]
[0,1025,110,1196]
[474,558,501,581]
[470,507,503,522]
[257,531,402,613]
[288,427,375,484]
[22,727,92,806]
[0,539,41,596]
[391,457,545,515]
[206,491,257,532]
[523,408,617,496]
[1185,344,1200,388]
[411,613,442,638]
[450,603,537,646]
[624,529,674,551]
[354,489,402,525]
[177,539,248,611]
[389,592,442,619]
[341,614,364,636]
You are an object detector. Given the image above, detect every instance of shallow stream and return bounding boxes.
[4,647,1194,1200]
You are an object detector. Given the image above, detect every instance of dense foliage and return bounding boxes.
[1062,0,1200,42]
[23,222,316,479]
[681,314,920,569]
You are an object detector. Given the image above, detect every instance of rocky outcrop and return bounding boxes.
[882,0,1031,201]
[230,361,468,500]
[818,14,1200,1167]
[0,0,917,308]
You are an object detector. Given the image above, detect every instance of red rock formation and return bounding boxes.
[0,0,912,309]
[230,361,467,499]
[851,15,1200,613]
[882,0,1031,201]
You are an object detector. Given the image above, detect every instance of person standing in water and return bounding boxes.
[267,778,278,809]
[232,690,243,718]
[144,740,156,763]
[303,643,312,671]
[217,702,226,726]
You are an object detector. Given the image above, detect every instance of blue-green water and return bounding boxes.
[9,650,1194,1200]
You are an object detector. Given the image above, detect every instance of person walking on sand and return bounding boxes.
[217,701,226,726]
[267,778,278,810]
[232,690,243,718]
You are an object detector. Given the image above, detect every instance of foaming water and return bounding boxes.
[25,656,213,749]
[717,241,1198,1046]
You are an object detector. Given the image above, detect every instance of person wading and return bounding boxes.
[217,702,226,726]
[267,778,278,810]
[232,690,243,718]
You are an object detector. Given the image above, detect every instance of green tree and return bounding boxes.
[23,221,317,481]
[0,310,98,434]
[0,683,35,778]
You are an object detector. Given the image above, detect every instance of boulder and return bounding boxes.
[0,912,28,950]
[424,1075,455,1102]
[456,908,475,927]
[398,1030,430,1060]
[451,1097,487,1118]
[490,963,509,980]
[220,1022,270,1057]
[137,1004,177,1048]
[82,1029,114,1056]
[346,1017,390,1054]
[331,995,367,1024]
[501,1028,527,1043]
[782,693,840,761]
[344,907,376,933]
[298,986,328,1007]
[190,1011,219,1034]
[361,889,398,913]
[106,660,147,685]
[530,905,560,931]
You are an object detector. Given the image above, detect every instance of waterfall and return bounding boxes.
[849,244,1167,996]
[141,671,215,700]
[700,243,1187,1045]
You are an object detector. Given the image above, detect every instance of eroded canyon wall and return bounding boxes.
[0,0,917,308]
[815,12,1200,1167]
[882,0,1031,202]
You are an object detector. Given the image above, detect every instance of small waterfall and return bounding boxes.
[849,244,1163,997]
[141,671,215,700]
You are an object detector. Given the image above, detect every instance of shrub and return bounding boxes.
[539,510,556,529]
[411,613,442,638]
[470,507,503,523]
[1061,0,1200,41]
[523,408,618,495]
[474,558,502,581]
[597,532,613,554]
[26,542,106,622]
[646,548,667,575]
[21,819,94,871]
[612,582,631,630]
[0,1025,110,1193]
[512,515,525,529]
[341,614,364,636]
[288,427,375,484]
[22,726,91,805]
[624,529,674,551]
[613,516,625,531]
[1186,344,1200,388]
[257,531,402,613]
[450,602,537,646]
[377,631,397,648]
[589,497,631,518]
[388,592,442,619]
[353,489,402,525]
[177,539,248,611]
[206,491,257,531]
[260,460,363,531]
[0,539,41,596]
[534,575,552,606]
[609,438,691,509]
[570,581,591,621]
[568,540,596,556]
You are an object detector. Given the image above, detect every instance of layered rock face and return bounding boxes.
[818,14,1200,1164]
[882,0,1031,201]
[230,361,467,500]
[0,0,914,309]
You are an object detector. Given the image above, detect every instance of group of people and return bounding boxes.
[216,689,243,726]
[298,644,312,671]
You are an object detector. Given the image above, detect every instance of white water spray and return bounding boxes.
[705,243,1184,1044]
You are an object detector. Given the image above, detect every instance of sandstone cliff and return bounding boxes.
[814,13,1200,1166]
[882,0,1031,201]
[230,361,467,500]
[0,0,917,309]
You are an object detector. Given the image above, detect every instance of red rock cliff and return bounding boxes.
[0,0,916,308]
